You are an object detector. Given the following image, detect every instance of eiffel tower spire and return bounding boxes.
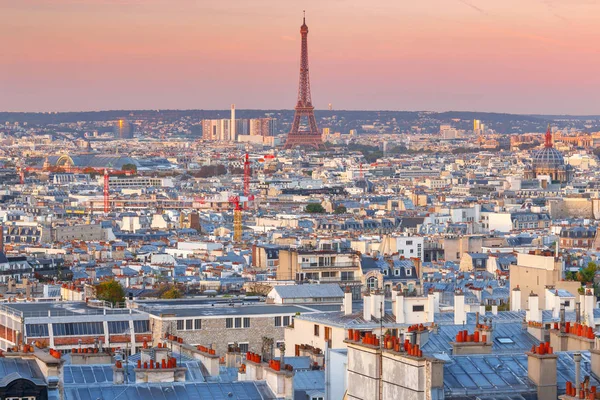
[284,12,324,150]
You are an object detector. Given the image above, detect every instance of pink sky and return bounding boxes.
[1,0,599,114]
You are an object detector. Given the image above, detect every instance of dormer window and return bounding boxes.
[406,269,411,276]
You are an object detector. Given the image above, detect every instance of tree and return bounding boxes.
[161,287,182,299]
[95,280,125,306]
[305,203,326,214]
[576,262,597,284]
[334,205,347,214]
[122,163,137,173]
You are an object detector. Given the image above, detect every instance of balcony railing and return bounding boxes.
[300,262,358,269]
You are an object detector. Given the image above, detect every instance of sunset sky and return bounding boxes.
[1,0,599,114]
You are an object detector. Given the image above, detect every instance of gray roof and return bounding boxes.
[145,304,341,318]
[63,381,276,400]
[444,351,600,398]
[271,284,344,299]
[294,370,325,391]
[422,323,539,355]
[0,358,45,386]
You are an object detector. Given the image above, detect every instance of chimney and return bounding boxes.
[344,287,353,316]
[478,303,486,317]
[427,293,435,322]
[527,292,540,323]
[574,352,582,398]
[491,303,498,315]
[372,291,383,320]
[454,291,466,325]
[527,343,557,400]
[591,336,600,378]
[363,292,372,321]
[394,290,405,324]
[511,285,521,311]
[432,291,440,314]
[584,288,595,326]
[0,223,3,253]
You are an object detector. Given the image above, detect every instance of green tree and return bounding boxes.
[161,287,182,299]
[305,203,326,214]
[122,163,137,173]
[95,280,125,306]
[576,262,597,284]
[334,205,347,214]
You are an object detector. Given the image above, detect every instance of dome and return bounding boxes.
[532,147,564,170]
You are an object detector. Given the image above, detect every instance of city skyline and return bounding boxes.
[2,0,599,114]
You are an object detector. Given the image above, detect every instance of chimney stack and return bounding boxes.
[454,291,466,325]
[584,288,595,326]
[574,352,582,398]
[372,291,383,320]
[363,292,372,321]
[344,287,353,316]
[511,285,521,311]
[527,292,540,323]
[394,289,405,324]
[527,343,557,400]
[0,224,3,254]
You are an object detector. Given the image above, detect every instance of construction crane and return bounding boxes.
[18,165,25,185]
[228,195,242,242]
[243,153,251,210]
[104,169,110,214]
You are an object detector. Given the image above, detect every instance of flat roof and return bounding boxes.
[2,302,142,318]
[146,303,341,318]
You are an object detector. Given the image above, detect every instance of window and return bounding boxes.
[367,277,378,290]
[234,318,242,328]
[239,342,249,353]
[395,269,400,276]
[283,316,290,326]
[314,324,320,337]
[186,319,193,330]
[276,341,285,349]
[133,320,150,333]
[25,324,49,337]
[412,305,425,312]
[325,327,332,341]
[243,318,250,328]
[194,319,202,330]
[177,320,184,330]
[341,271,354,281]
[53,322,104,336]
[495,337,515,344]
[226,318,233,328]
[274,316,282,327]
[108,321,130,334]
[406,269,411,276]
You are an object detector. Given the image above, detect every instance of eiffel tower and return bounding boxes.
[283,12,325,150]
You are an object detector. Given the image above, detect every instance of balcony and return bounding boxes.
[300,262,359,270]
